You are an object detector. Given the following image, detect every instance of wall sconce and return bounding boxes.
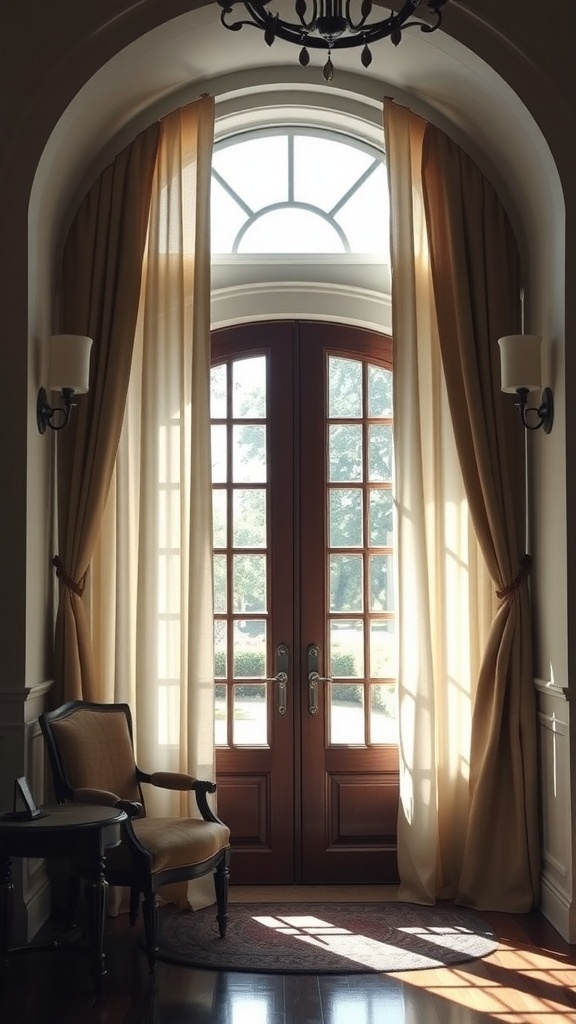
[37,334,93,434]
[498,334,554,434]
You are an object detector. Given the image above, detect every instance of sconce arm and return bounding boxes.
[514,386,554,434]
[37,387,76,434]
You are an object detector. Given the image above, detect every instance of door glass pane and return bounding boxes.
[294,137,373,212]
[158,489,179,554]
[329,424,362,481]
[158,551,179,614]
[158,619,180,679]
[233,554,267,612]
[233,489,266,547]
[330,683,364,744]
[330,554,363,612]
[369,490,393,547]
[369,621,396,678]
[212,129,388,255]
[213,554,227,613]
[368,364,392,417]
[370,554,394,611]
[211,424,227,482]
[212,489,227,548]
[335,166,389,254]
[325,353,395,751]
[329,619,364,677]
[158,684,180,746]
[368,424,393,482]
[329,489,363,547]
[210,179,247,254]
[213,136,289,212]
[233,356,266,418]
[233,619,266,677]
[233,424,267,482]
[214,683,227,745]
[210,363,227,418]
[328,357,363,418]
[214,621,227,677]
[370,683,397,743]
[233,683,267,745]
[213,350,271,751]
[240,209,345,254]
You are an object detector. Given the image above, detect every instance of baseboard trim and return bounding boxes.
[540,874,575,942]
[229,884,401,903]
[12,876,52,945]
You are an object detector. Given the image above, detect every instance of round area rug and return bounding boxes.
[156,901,498,974]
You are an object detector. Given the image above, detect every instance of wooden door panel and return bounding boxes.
[216,769,295,883]
[216,774,271,846]
[299,323,399,884]
[327,774,398,841]
[212,324,295,885]
[212,322,399,885]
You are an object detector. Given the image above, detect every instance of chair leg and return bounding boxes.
[141,891,159,973]
[129,886,140,926]
[214,850,230,938]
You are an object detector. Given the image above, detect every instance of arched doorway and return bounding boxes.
[16,1,569,935]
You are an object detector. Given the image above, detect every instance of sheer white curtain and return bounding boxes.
[91,96,216,907]
[384,101,495,902]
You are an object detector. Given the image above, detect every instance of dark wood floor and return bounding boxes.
[1,901,575,1023]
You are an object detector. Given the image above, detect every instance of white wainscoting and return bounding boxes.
[535,678,574,941]
[0,681,53,942]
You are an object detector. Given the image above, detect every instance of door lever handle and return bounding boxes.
[265,644,289,715]
[307,671,331,715]
[265,671,288,715]
[306,643,331,715]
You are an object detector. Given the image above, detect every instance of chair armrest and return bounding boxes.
[73,787,143,818]
[191,779,223,824]
[147,771,197,790]
[138,771,222,824]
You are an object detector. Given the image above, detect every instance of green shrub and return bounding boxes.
[214,649,266,697]
[330,653,356,677]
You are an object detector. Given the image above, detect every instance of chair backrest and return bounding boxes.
[40,701,144,808]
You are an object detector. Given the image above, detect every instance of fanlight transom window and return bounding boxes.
[211,129,389,256]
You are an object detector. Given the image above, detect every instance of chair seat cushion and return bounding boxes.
[122,817,230,875]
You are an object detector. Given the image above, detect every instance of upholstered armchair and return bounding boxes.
[39,700,230,970]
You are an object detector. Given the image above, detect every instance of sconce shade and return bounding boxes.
[498,334,542,393]
[47,334,92,394]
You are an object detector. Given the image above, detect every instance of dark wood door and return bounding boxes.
[212,322,399,884]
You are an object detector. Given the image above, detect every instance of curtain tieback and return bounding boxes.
[52,555,86,597]
[496,553,532,600]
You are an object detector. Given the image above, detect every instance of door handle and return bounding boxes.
[307,643,332,716]
[265,643,289,715]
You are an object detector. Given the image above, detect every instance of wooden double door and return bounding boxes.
[212,321,399,884]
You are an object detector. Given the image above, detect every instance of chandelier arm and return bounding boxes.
[221,0,323,40]
[344,0,375,33]
[295,0,318,31]
[400,12,444,35]
[219,0,279,33]
[218,0,449,61]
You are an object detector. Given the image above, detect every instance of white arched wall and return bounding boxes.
[9,0,574,940]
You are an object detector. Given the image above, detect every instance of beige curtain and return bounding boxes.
[422,124,539,910]
[384,101,495,904]
[91,97,216,907]
[53,122,160,705]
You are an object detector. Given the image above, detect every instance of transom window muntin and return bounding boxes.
[211,128,389,256]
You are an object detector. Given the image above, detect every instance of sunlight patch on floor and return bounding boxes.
[394,939,576,1023]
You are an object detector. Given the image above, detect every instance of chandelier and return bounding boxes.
[217,0,450,81]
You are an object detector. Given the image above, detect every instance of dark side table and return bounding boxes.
[0,803,126,988]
